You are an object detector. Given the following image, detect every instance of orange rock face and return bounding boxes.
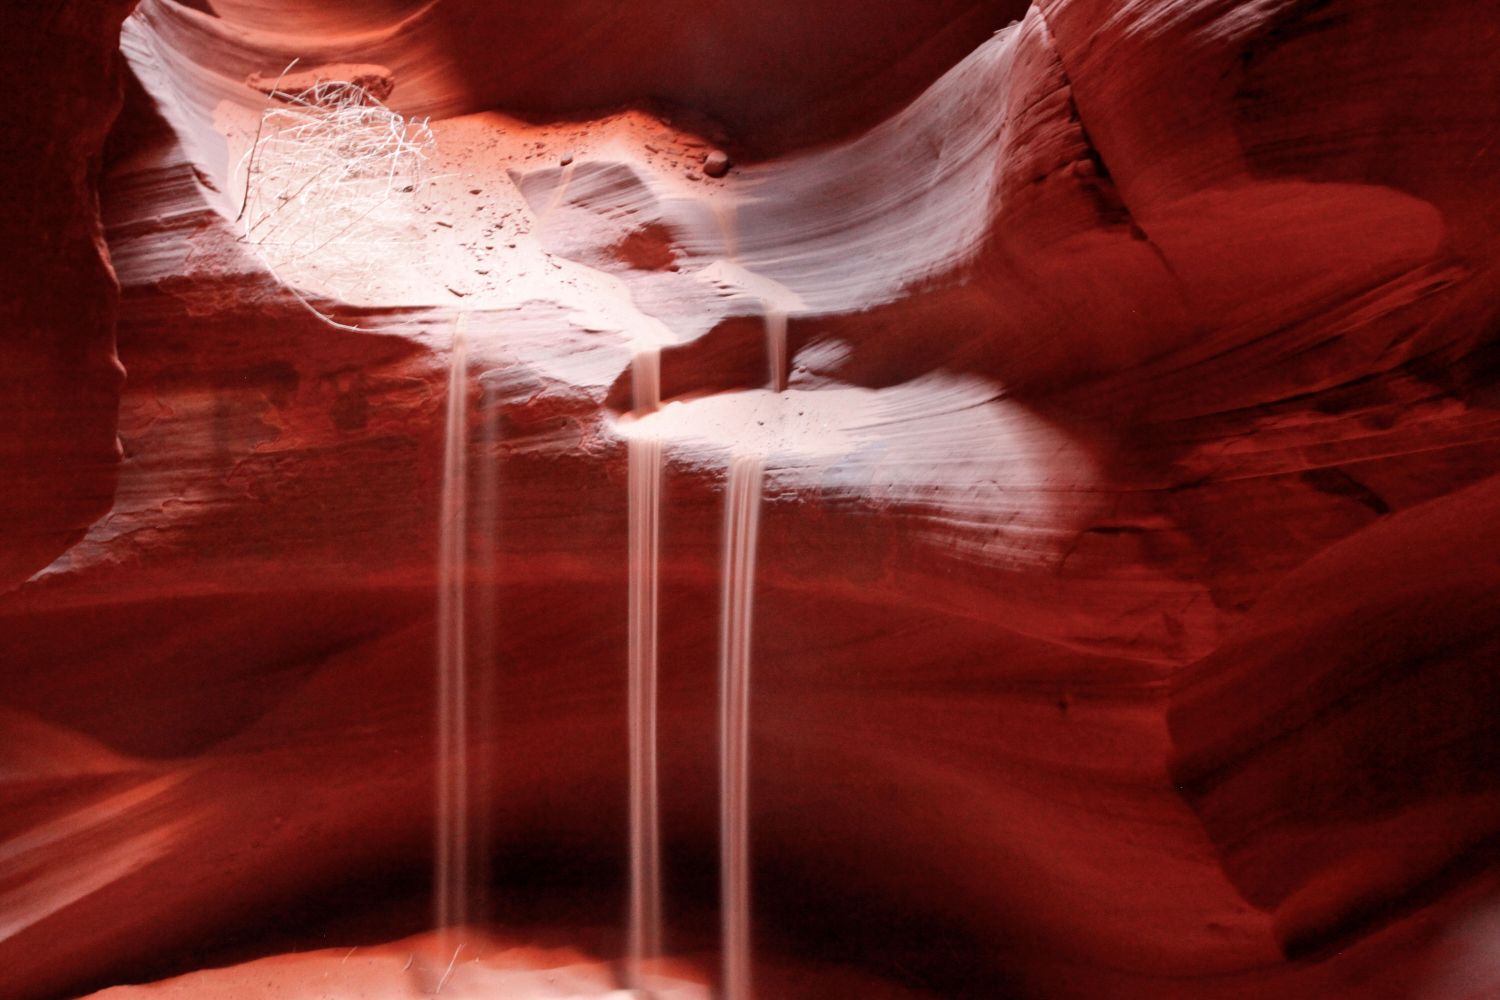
[3,1,1500,999]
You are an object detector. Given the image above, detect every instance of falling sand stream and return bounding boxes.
[630,190,789,997]
[430,187,786,996]
[627,347,665,989]
[435,316,470,939]
[716,197,787,999]
[718,450,765,1000]
[718,297,786,1000]
[624,308,781,999]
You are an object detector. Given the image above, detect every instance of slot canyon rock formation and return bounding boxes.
[4,0,1500,997]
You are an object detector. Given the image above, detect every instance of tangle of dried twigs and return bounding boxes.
[236,75,436,329]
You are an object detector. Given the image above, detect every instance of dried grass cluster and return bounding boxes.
[236,76,435,316]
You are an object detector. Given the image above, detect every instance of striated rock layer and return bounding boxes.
[3,1,1499,998]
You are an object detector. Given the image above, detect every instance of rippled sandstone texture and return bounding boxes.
[4,1,1500,998]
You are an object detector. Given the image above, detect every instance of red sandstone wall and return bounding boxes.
[2,2,1499,998]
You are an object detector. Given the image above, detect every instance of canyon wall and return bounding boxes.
[3,1,1498,998]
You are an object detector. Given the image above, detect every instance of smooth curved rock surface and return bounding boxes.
[0,1,134,592]
[3,1,1500,999]
[79,925,936,1000]
[125,0,1033,155]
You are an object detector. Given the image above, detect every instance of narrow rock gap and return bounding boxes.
[1032,3,1185,287]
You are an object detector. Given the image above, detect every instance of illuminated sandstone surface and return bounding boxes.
[3,1,1499,998]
